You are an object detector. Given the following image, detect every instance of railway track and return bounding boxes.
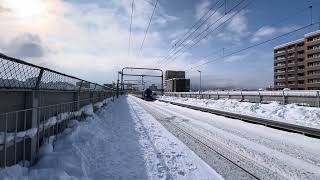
[157,99,320,139]
[129,96,289,180]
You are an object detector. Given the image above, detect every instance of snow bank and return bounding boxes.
[0,98,111,148]
[159,96,320,129]
[0,128,37,145]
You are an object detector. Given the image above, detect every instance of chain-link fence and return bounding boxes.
[0,53,115,167]
[0,53,109,91]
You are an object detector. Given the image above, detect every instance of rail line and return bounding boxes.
[157,99,320,139]
[129,96,288,179]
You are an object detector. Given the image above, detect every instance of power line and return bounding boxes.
[160,0,250,68]
[183,5,314,71]
[139,0,159,55]
[128,0,135,56]
[155,0,224,64]
[182,5,312,70]
[160,1,225,65]
[186,23,318,71]
[171,0,223,52]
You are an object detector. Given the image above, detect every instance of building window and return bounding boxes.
[307,44,320,50]
[308,70,320,75]
[308,61,320,67]
[307,35,320,42]
[307,53,320,59]
[308,79,320,84]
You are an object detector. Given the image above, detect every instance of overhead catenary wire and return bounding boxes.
[170,0,223,53]
[128,0,135,56]
[155,0,224,64]
[139,0,159,55]
[182,5,313,70]
[160,0,251,68]
[185,22,319,71]
[159,1,225,65]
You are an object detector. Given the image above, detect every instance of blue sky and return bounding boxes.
[0,0,320,89]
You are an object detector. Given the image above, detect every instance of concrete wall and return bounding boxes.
[0,89,114,167]
[166,92,320,107]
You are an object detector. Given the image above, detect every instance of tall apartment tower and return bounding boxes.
[274,30,320,90]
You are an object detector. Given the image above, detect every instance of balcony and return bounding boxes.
[274,78,286,83]
[297,76,305,81]
[297,69,305,73]
[274,71,286,75]
[287,63,296,67]
[306,49,320,57]
[297,61,305,66]
[306,74,320,79]
[306,39,320,46]
[274,58,286,63]
[274,65,286,69]
[288,76,296,80]
[307,65,320,71]
[297,54,305,59]
[297,46,304,51]
[274,50,286,55]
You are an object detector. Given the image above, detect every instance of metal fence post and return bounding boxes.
[282,91,287,105]
[317,91,320,107]
[217,91,219,100]
[3,114,8,167]
[241,91,244,102]
[29,68,43,165]
[259,92,262,103]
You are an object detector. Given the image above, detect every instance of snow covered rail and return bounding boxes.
[158,99,320,139]
[165,91,320,107]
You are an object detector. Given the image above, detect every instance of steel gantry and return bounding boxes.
[117,67,163,97]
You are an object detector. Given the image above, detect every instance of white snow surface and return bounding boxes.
[159,96,320,129]
[0,96,221,180]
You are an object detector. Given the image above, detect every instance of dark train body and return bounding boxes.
[144,88,154,101]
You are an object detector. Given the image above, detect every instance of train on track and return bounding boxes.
[143,88,154,101]
[130,88,155,101]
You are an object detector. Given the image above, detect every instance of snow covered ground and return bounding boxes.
[133,97,320,179]
[159,96,320,129]
[0,97,222,180]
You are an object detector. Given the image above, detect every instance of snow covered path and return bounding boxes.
[131,96,320,180]
[0,97,221,180]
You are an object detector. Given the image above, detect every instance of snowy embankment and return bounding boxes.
[159,96,320,129]
[0,96,222,180]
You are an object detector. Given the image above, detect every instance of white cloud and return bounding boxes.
[194,0,250,43]
[0,0,179,84]
[227,11,248,34]
[251,25,298,42]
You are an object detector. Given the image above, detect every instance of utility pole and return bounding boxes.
[116,71,120,98]
[197,70,202,94]
[309,5,313,25]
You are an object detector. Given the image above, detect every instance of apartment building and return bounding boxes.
[274,30,320,90]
